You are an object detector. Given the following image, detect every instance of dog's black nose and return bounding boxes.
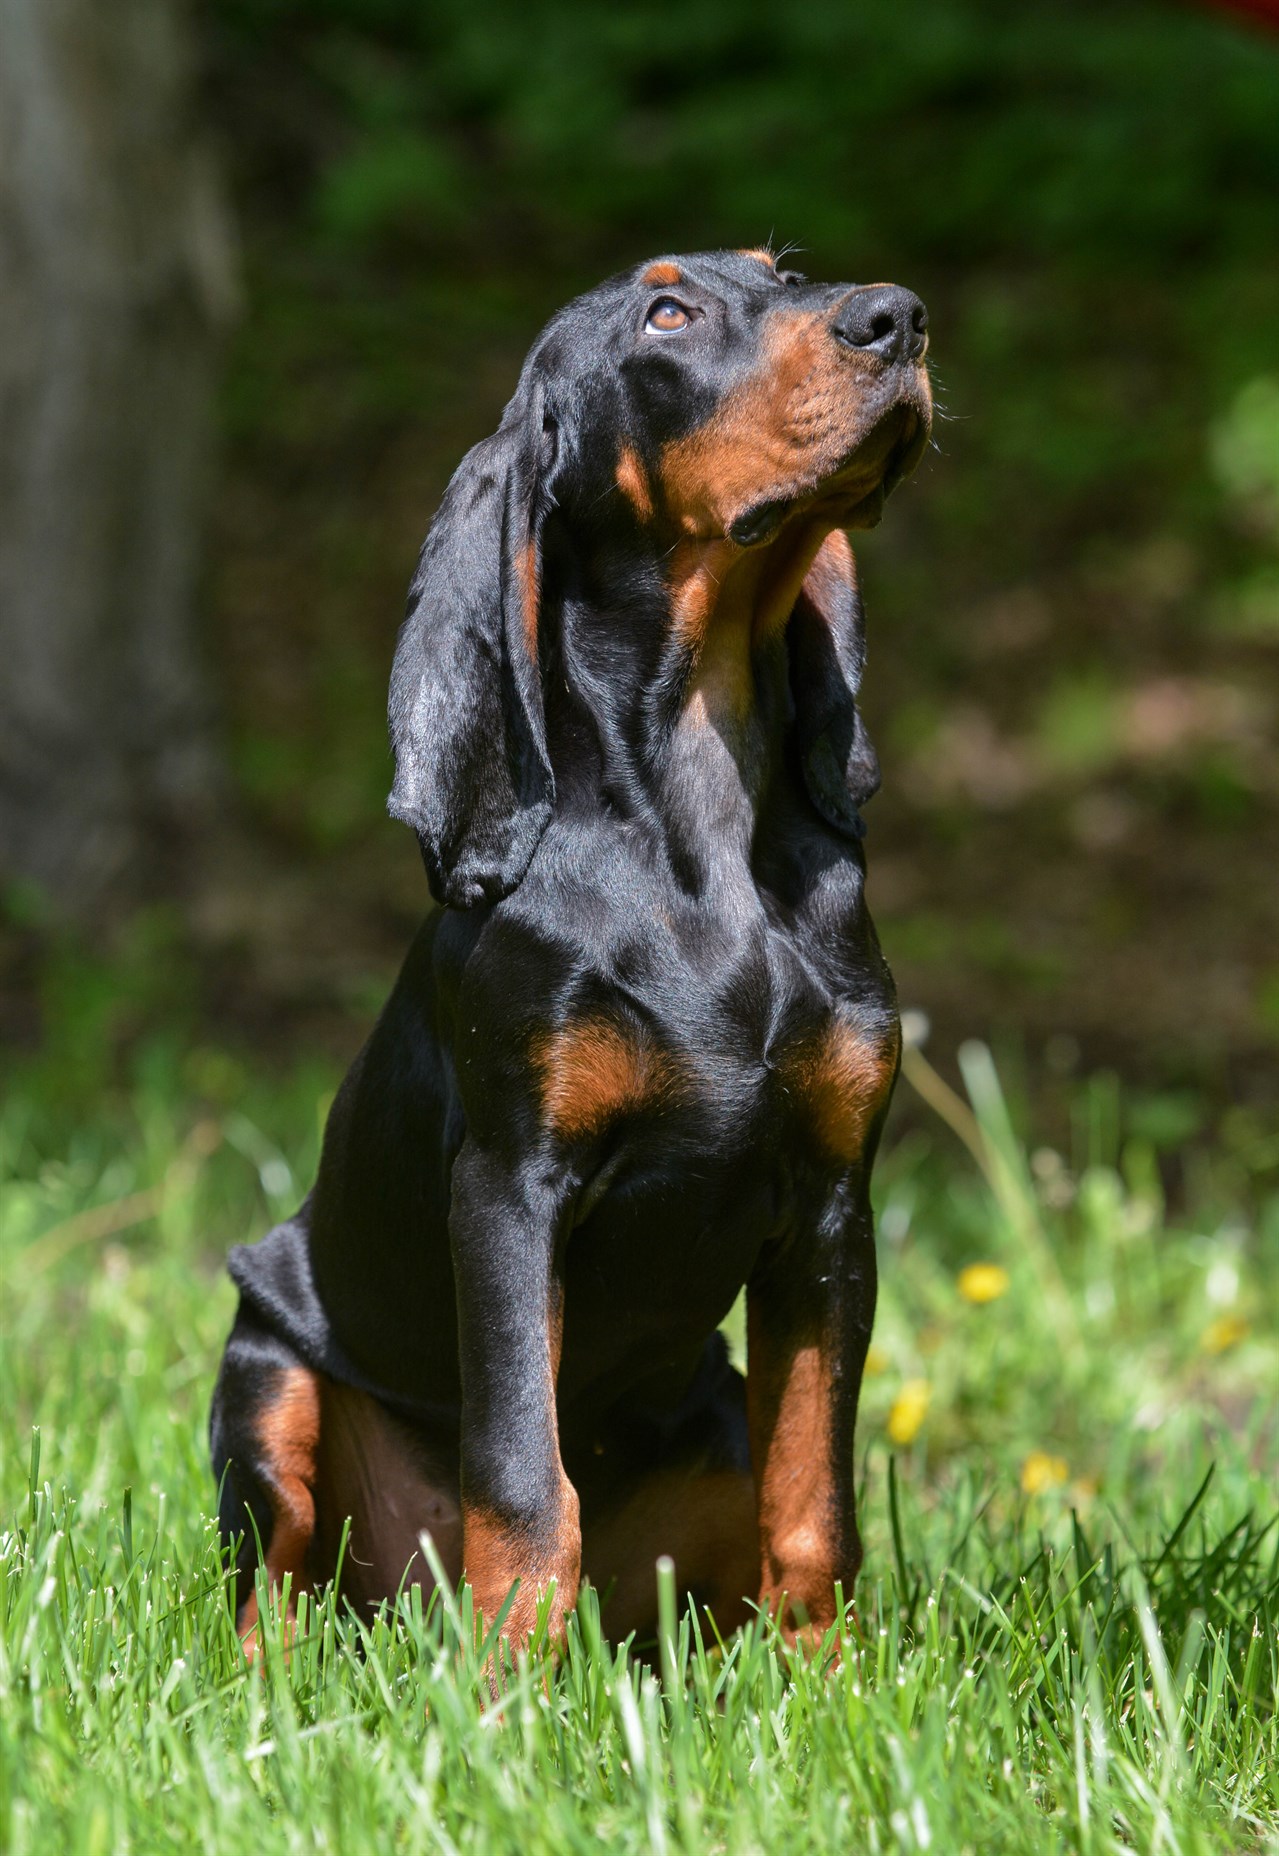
[833,285,928,363]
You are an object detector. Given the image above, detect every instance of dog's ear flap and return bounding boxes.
[388,379,556,908]
[788,530,881,838]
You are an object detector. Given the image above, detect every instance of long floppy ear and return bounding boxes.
[788,529,881,838]
[387,379,555,908]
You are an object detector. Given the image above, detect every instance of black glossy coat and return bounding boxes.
[211,248,932,1648]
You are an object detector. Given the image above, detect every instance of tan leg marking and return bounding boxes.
[237,1366,321,1656]
[747,1327,843,1638]
[463,1478,582,1648]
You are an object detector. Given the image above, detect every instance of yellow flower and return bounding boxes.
[887,1379,931,1445]
[1021,1450,1069,1495]
[958,1263,1010,1304]
[1200,1314,1249,1355]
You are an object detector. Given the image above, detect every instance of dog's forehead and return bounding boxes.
[530,249,817,364]
[628,248,788,291]
[523,248,831,393]
[604,248,796,309]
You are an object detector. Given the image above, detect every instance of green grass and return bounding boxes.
[2,1031,1276,1853]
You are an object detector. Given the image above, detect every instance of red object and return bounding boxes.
[1197,0,1279,29]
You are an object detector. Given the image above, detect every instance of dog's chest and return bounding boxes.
[698,926,894,1159]
[508,819,898,1174]
[608,899,899,1172]
[553,922,897,1371]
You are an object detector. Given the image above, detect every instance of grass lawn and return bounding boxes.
[2,1030,1276,1853]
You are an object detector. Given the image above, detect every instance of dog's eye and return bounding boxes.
[776,269,807,288]
[645,298,691,334]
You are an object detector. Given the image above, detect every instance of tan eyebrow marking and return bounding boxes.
[739,247,776,267]
[642,261,683,287]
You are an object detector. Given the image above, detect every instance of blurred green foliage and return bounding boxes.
[180,2,1279,1078]
[1212,377,1279,516]
[213,0,1277,273]
[205,0,1279,659]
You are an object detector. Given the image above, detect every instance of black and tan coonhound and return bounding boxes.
[211,247,932,1654]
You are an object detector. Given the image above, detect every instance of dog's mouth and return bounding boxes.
[727,393,932,548]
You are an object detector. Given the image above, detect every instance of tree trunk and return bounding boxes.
[0,0,237,914]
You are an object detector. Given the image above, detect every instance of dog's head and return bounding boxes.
[389,249,932,908]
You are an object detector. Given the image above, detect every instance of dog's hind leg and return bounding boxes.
[583,1459,759,1643]
[310,1382,463,1624]
[210,1307,321,1657]
[577,1337,759,1642]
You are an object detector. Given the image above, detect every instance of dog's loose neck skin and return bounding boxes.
[555,515,841,900]
[662,602,769,903]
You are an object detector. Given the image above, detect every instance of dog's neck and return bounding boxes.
[551,520,833,901]
[661,604,771,901]
[661,523,839,892]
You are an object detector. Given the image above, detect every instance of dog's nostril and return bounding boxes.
[834,284,928,363]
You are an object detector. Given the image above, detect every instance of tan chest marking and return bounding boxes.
[255,1367,322,1564]
[783,1018,899,1162]
[313,1381,462,1619]
[534,1017,675,1140]
[664,518,846,693]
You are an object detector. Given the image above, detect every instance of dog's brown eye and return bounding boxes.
[645,298,690,334]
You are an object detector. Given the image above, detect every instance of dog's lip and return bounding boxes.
[830,402,927,497]
[881,404,931,493]
[816,399,930,527]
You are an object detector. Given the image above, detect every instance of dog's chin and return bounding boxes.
[824,403,931,530]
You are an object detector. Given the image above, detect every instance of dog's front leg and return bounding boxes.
[449,1139,580,1653]
[746,1177,878,1646]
